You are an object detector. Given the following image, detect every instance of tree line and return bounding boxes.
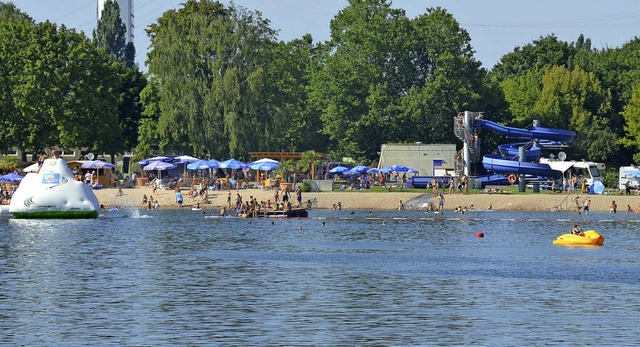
[2,0,640,171]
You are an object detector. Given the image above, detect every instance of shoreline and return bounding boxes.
[92,187,638,213]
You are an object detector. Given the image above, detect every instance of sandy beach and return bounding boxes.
[93,186,638,213]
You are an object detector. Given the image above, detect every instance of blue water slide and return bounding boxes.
[473,119,575,178]
[474,119,575,143]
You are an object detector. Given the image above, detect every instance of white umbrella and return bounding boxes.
[175,155,200,163]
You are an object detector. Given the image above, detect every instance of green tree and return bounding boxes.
[533,66,615,161]
[309,0,412,160]
[93,0,130,64]
[264,35,328,152]
[491,34,575,80]
[620,84,640,163]
[297,150,322,178]
[135,78,162,160]
[0,2,33,22]
[0,13,120,161]
[146,0,276,159]
[310,2,485,160]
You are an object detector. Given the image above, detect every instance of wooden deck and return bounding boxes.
[257,208,308,218]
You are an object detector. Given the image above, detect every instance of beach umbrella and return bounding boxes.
[347,166,368,175]
[175,155,200,163]
[351,165,369,172]
[81,160,115,169]
[249,158,280,166]
[329,166,349,174]
[219,159,247,170]
[23,163,39,173]
[143,161,175,171]
[143,161,175,179]
[138,156,174,166]
[367,168,381,174]
[206,159,220,169]
[380,166,393,173]
[250,161,279,171]
[187,159,218,170]
[0,172,24,182]
[391,164,408,172]
[407,167,418,173]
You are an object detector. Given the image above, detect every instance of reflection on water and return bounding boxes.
[1,208,640,345]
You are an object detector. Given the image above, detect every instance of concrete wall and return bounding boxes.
[378,143,457,176]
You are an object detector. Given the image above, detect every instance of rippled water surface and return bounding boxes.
[1,207,640,346]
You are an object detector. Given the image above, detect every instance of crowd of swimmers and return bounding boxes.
[215,192,313,218]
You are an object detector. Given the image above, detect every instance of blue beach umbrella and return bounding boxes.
[391,164,408,172]
[329,166,349,174]
[143,160,175,179]
[175,155,200,164]
[347,166,368,175]
[250,161,279,171]
[0,172,24,182]
[219,159,247,170]
[81,160,115,169]
[187,159,217,170]
[249,158,280,166]
[206,159,220,169]
[138,156,173,166]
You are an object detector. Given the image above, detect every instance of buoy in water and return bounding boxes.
[476,231,484,238]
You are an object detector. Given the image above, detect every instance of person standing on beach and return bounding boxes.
[175,189,184,207]
[610,200,617,214]
[438,193,445,212]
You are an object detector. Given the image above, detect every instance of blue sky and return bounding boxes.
[8,0,640,70]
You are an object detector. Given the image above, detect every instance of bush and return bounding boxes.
[301,180,312,192]
[603,167,619,188]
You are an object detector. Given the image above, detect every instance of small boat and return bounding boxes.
[553,230,604,246]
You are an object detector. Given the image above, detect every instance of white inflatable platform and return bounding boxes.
[9,158,99,218]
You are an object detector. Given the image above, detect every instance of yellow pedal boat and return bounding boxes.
[553,230,604,246]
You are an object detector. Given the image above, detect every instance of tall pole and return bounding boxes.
[463,111,472,177]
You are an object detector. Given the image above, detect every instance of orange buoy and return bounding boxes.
[507,174,517,184]
[476,231,484,238]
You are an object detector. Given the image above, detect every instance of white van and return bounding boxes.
[619,166,640,189]
[539,158,605,186]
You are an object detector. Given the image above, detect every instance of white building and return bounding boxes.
[378,143,457,176]
[97,0,134,44]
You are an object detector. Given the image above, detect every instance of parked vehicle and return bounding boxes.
[539,158,605,187]
[619,166,640,189]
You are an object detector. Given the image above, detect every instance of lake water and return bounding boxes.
[1,207,639,346]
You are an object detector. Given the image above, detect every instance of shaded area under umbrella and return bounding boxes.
[143,161,176,179]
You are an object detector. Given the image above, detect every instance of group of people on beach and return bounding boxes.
[142,194,159,210]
